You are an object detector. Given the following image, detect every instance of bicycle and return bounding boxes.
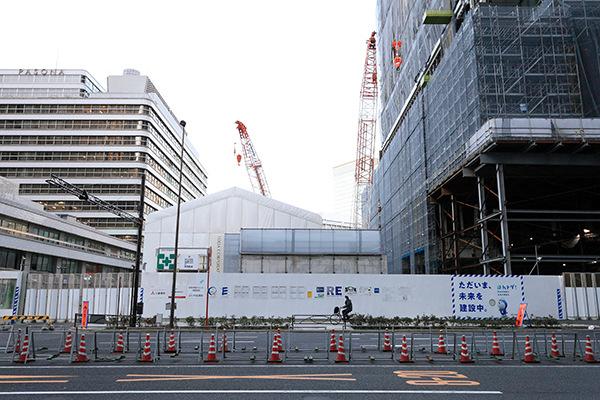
[331,306,352,327]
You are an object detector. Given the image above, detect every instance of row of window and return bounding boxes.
[0,89,88,98]
[0,135,146,146]
[0,167,143,179]
[19,183,141,196]
[0,150,144,162]
[0,119,146,130]
[38,200,140,213]
[0,104,149,115]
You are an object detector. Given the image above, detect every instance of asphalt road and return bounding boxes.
[1,363,600,400]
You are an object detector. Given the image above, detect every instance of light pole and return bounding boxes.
[169,120,186,329]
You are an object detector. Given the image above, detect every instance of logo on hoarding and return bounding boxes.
[157,251,175,271]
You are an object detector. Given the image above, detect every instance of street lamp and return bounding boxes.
[169,120,187,329]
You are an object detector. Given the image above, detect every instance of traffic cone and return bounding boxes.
[491,332,504,356]
[220,329,230,353]
[584,335,599,363]
[112,331,125,354]
[523,336,539,364]
[137,333,153,363]
[14,334,33,363]
[329,330,337,352]
[334,335,349,363]
[459,335,474,363]
[165,330,176,353]
[13,329,21,354]
[268,335,282,363]
[397,335,413,363]
[62,331,73,354]
[277,329,284,352]
[550,333,562,357]
[72,334,89,363]
[382,328,392,352]
[435,330,447,354]
[204,334,219,363]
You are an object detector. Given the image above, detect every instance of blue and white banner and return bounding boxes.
[451,275,525,320]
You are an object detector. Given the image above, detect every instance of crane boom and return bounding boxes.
[235,120,271,197]
[352,31,378,229]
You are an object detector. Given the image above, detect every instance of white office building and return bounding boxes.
[0,68,207,243]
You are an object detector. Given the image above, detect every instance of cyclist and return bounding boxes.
[342,295,353,321]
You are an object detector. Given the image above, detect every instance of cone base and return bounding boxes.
[550,352,563,358]
[137,359,154,363]
[334,360,349,363]
[382,348,392,352]
[435,350,448,355]
[267,359,283,363]
[72,359,89,364]
[329,347,337,352]
[204,359,219,363]
[459,360,475,364]
[584,358,599,363]
[164,349,177,354]
[522,360,540,364]
[397,359,413,364]
[13,359,35,364]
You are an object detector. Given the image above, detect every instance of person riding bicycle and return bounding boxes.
[342,295,353,321]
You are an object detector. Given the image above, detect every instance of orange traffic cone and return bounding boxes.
[14,334,33,363]
[165,330,176,353]
[334,335,349,363]
[584,335,599,363]
[435,330,447,354]
[382,328,392,352]
[277,329,284,352]
[204,334,219,363]
[397,335,413,363]
[137,333,153,363]
[13,329,21,354]
[523,336,539,364]
[491,332,504,356]
[268,335,282,363]
[459,335,474,364]
[220,329,230,353]
[329,330,337,352]
[72,334,89,363]
[62,331,73,354]
[550,333,562,357]
[112,331,125,354]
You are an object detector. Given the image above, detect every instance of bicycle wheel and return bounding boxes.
[330,313,341,325]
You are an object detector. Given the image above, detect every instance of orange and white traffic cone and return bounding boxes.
[584,335,599,363]
[268,335,282,363]
[382,328,392,352]
[435,330,447,354]
[14,334,33,363]
[220,329,230,353]
[397,335,413,363]
[459,335,474,364]
[550,333,562,357]
[523,336,539,364]
[72,334,89,363]
[62,331,73,354]
[13,329,21,355]
[165,330,177,353]
[329,330,337,352]
[112,331,125,354]
[137,333,153,363]
[204,334,219,363]
[491,332,504,356]
[334,335,349,363]
[276,329,284,353]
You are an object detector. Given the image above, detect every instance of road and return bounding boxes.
[1,363,600,399]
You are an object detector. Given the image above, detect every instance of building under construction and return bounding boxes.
[372,0,600,275]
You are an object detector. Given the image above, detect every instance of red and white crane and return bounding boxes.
[234,120,271,197]
[352,31,378,228]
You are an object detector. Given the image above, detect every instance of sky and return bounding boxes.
[2,0,378,216]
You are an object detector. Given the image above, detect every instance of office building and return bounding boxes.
[372,0,600,274]
[0,69,207,242]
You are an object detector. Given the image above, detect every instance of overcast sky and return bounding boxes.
[2,0,378,217]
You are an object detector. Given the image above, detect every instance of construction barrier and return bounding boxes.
[2,315,50,324]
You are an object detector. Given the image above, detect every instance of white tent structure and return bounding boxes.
[142,187,322,273]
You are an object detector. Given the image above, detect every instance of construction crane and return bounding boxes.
[352,31,378,229]
[234,120,271,197]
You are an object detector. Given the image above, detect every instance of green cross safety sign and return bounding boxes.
[157,252,175,271]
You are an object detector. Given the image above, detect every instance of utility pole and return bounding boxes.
[46,173,145,326]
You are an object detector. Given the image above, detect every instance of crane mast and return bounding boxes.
[234,120,271,197]
[352,31,378,229]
